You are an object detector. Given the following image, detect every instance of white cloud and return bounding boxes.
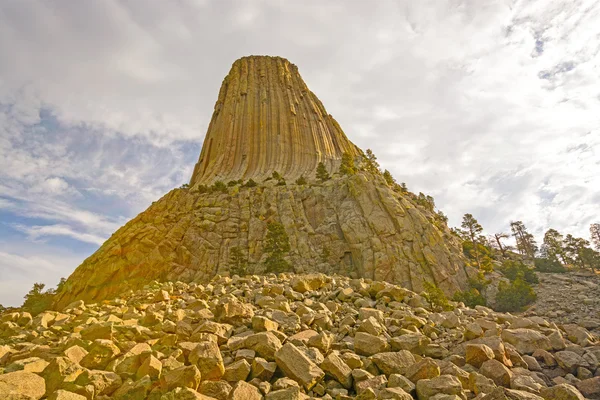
[0,0,599,305]
[11,223,106,246]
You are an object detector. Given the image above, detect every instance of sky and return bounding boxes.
[1,0,599,306]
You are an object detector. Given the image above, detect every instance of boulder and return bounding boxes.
[480,359,513,387]
[354,332,390,356]
[0,371,46,400]
[501,329,552,355]
[274,343,324,390]
[229,381,262,400]
[540,383,585,400]
[370,350,415,376]
[189,341,225,381]
[321,352,353,389]
[160,365,202,392]
[416,374,464,400]
[466,344,496,368]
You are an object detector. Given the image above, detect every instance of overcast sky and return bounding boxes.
[1,0,599,306]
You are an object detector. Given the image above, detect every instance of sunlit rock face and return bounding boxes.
[53,56,470,310]
[189,56,361,186]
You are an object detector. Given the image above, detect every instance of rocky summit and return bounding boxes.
[1,274,599,399]
[52,56,471,309]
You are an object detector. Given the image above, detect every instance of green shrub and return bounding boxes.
[211,181,227,193]
[498,260,538,284]
[295,175,307,185]
[22,278,65,316]
[453,288,487,308]
[422,281,453,312]
[453,272,489,308]
[494,275,537,312]
[197,184,209,194]
[179,183,189,189]
[242,179,257,188]
[534,257,566,273]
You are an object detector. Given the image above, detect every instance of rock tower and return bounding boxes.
[53,56,471,309]
[190,56,361,185]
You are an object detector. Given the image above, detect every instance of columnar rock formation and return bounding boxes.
[53,55,472,309]
[190,56,361,185]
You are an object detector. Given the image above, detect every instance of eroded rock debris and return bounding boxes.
[1,273,599,399]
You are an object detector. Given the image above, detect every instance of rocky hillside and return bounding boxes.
[53,172,469,309]
[523,272,600,336]
[2,273,599,399]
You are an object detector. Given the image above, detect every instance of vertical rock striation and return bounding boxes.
[53,55,471,309]
[190,56,361,185]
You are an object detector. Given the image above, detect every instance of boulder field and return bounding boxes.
[1,273,599,399]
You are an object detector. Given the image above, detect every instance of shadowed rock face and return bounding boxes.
[190,56,361,185]
[53,55,471,309]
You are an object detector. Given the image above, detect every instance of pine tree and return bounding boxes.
[541,229,568,264]
[339,152,356,176]
[510,221,537,259]
[383,170,396,186]
[264,222,292,273]
[461,214,484,270]
[22,282,53,316]
[492,233,509,258]
[591,223,600,251]
[364,149,380,174]
[316,162,330,182]
[229,246,248,276]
